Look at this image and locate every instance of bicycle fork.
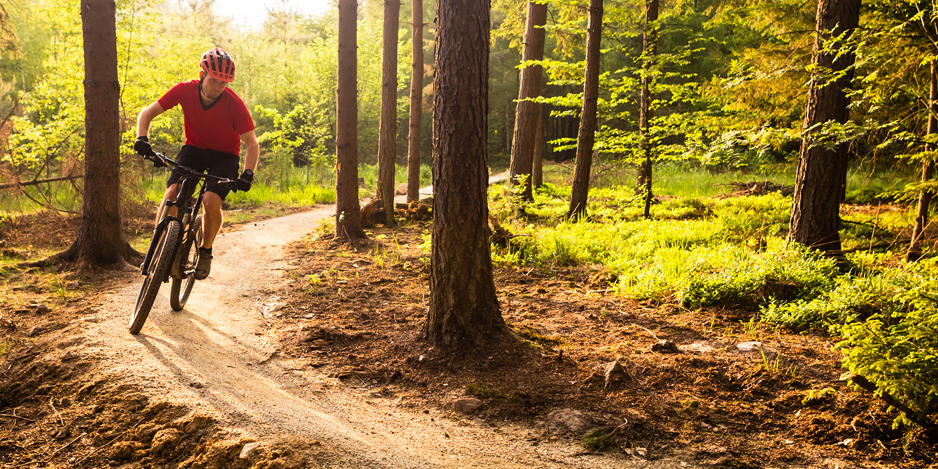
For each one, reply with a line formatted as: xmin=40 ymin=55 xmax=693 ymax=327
xmin=170 ymin=212 xmax=193 ymax=279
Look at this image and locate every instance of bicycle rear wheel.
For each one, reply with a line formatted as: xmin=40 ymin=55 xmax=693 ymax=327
xmin=170 ymin=215 xmax=203 ymax=311
xmin=131 ymin=219 xmax=181 ymax=334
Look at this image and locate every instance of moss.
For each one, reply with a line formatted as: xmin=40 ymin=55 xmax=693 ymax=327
xmin=513 ymin=325 xmax=566 ymax=347
xmin=801 ymin=387 xmax=837 ymax=408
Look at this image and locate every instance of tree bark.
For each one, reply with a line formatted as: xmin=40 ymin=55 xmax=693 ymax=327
xmin=51 ymin=0 xmax=136 ymax=269
xmin=532 ymin=103 xmax=544 ymax=188
xmin=378 ymin=0 xmax=400 ymax=227
xmin=566 ymin=0 xmax=604 ymax=221
xmin=336 ymin=0 xmax=366 ymax=240
xmin=508 ymin=0 xmax=548 ymax=204
xmin=637 ymin=0 xmax=658 ymax=219
xmin=406 ymin=0 xmax=424 ymax=203
xmin=426 ymin=0 xmax=505 ymax=349
xmin=908 ymin=62 xmax=937 ymax=261
xmin=789 ymin=0 xmax=861 ymax=252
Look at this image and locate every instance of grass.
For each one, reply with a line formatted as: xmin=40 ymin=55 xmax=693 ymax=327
xmin=532 ymin=160 xmax=913 ymax=201
xmin=488 ymin=164 xmax=929 ymax=326
xmin=0 ymin=181 xmax=82 ymax=215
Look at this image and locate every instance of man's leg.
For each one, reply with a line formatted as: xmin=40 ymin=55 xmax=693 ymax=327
xmin=194 ymin=192 xmax=223 ymax=280
xmin=200 ymin=192 xmax=223 ymax=249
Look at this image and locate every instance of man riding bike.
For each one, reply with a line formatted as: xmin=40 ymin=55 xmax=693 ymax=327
xmin=133 ymin=47 xmax=259 ymax=280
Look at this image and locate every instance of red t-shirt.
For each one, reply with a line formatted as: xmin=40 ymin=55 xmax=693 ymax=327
xmin=157 ymin=80 xmax=255 ymax=156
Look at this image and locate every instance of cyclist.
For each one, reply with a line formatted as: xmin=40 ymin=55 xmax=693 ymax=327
xmin=133 ymin=47 xmax=258 ymax=280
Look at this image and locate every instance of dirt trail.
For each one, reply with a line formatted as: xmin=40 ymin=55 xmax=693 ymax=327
xmin=76 ymin=205 xmax=655 ymax=468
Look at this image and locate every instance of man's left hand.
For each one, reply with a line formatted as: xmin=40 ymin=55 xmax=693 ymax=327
xmin=236 ymin=169 xmax=254 ymax=192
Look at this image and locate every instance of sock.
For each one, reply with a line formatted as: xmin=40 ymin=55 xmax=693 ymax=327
xmin=199 ymin=247 xmax=212 ymax=255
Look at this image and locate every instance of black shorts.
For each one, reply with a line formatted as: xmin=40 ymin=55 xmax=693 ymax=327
xmin=166 ymin=145 xmax=240 ymax=200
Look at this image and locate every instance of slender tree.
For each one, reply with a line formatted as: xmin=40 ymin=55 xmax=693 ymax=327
xmin=532 ymin=103 xmax=544 ymax=188
xmin=335 ymin=0 xmax=366 ymax=240
xmin=566 ymin=0 xmax=604 ymax=220
xmin=908 ymin=63 xmax=937 ymax=261
xmin=377 ymin=0 xmax=400 ymax=226
xmin=636 ymin=0 xmax=658 ymax=219
xmin=425 ymin=0 xmax=505 ymax=348
xmin=789 ymin=0 xmax=861 ymax=252
xmin=49 ymin=0 xmax=136 ymax=270
xmin=508 ymin=0 xmax=548 ymax=204
xmin=406 ymin=0 xmax=424 ymax=203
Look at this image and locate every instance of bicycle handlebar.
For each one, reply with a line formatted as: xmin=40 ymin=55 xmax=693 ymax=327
xmin=142 ymin=151 xmax=238 ymax=187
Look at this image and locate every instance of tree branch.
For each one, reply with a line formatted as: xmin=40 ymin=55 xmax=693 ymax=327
xmin=849 ymin=374 xmax=935 ymax=430
xmin=0 ymin=175 xmax=83 ymax=190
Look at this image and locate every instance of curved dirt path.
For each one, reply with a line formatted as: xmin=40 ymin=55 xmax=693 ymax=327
xmin=81 ymin=205 xmax=680 ymax=468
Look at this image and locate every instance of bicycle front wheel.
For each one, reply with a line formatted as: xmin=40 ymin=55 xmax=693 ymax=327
xmin=131 ymin=219 xmax=182 ymax=334
xmin=170 ymin=215 xmax=202 ymax=311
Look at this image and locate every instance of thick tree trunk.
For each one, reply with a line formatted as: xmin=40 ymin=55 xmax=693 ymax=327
xmin=426 ymin=0 xmax=504 ymax=349
xmin=566 ymin=0 xmax=604 ymax=221
xmin=508 ymin=1 xmax=548 ymax=204
xmin=532 ymin=103 xmax=544 ymax=188
xmin=789 ymin=0 xmax=861 ymax=252
xmin=908 ymin=63 xmax=937 ymax=261
xmin=406 ymin=0 xmax=424 ymax=203
xmin=335 ymin=0 xmax=366 ymax=240
xmin=53 ymin=0 xmax=136 ymax=269
xmin=637 ymin=0 xmax=658 ymax=219
xmin=377 ymin=0 xmax=400 ymax=227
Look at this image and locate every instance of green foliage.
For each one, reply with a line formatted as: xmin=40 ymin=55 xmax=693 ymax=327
xmin=712 ymin=192 xmax=791 ymax=242
xmin=491 ymin=182 xmax=838 ymax=307
xmin=2 ymin=0 xmax=429 ymax=214
xmin=754 ymin=255 xmax=938 ymax=428
xmin=134 ymin=164 xmax=336 ymax=209
xmin=761 ymin=262 xmax=917 ymax=331
xmin=836 ymin=266 xmax=938 ymax=428
xmin=802 ymin=388 xmax=837 ymax=408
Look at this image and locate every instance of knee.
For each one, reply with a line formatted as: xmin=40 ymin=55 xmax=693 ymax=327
xmin=203 ymin=193 xmax=222 ymax=212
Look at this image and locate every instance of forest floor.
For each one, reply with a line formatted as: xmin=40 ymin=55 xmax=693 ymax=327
xmin=0 ymin=198 xmax=934 ymax=468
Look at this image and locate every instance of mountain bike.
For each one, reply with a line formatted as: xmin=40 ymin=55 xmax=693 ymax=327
xmin=130 ymin=151 xmax=237 ymax=334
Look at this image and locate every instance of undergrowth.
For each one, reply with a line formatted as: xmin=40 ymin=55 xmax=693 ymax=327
xmin=489 ymin=173 xmax=935 ymax=432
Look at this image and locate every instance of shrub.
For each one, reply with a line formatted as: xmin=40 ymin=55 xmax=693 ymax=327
xmin=837 ymin=303 xmax=938 ymax=429
xmin=761 ymin=265 xmax=916 ymax=331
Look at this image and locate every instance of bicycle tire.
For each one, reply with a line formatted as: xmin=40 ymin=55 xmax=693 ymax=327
xmin=170 ymin=215 xmax=203 ymax=311
xmin=130 ymin=219 xmax=182 ymax=334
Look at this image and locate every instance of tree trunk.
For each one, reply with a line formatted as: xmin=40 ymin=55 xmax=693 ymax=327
xmin=508 ymin=0 xmax=548 ymax=204
xmin=788 ymin=0 xmax=861 ymax=252
xmin=637 ymin=0 xmax=658 ymax=218
xmin=908 ymin=63 xmax=937 ymax=261
xmin=532 ymin=103 xmax=544 ymax=188
xmin=566 ymin=0 xmax=604 ymax=221
xmin=377 ymin=0 xmax=400 ymax=227
xmin=336 ymin=0 xmax=366 ymax=240
xmin=52 ymin=0 xmax=136 ymax=269
xmin=406 ymin=0 xmax=424 ymax=203
xmin=426 ymin=0 xmax=505 ymax=349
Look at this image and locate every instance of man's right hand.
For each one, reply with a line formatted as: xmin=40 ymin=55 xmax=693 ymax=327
xmin=134 ymin=137 xmax=166 ymax=167
xmin=134 ymin=136 xmax=154 ymax=156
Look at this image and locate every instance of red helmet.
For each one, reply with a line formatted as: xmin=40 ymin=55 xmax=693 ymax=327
xmin=200 ymin=47 xmax=235 ymax=83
